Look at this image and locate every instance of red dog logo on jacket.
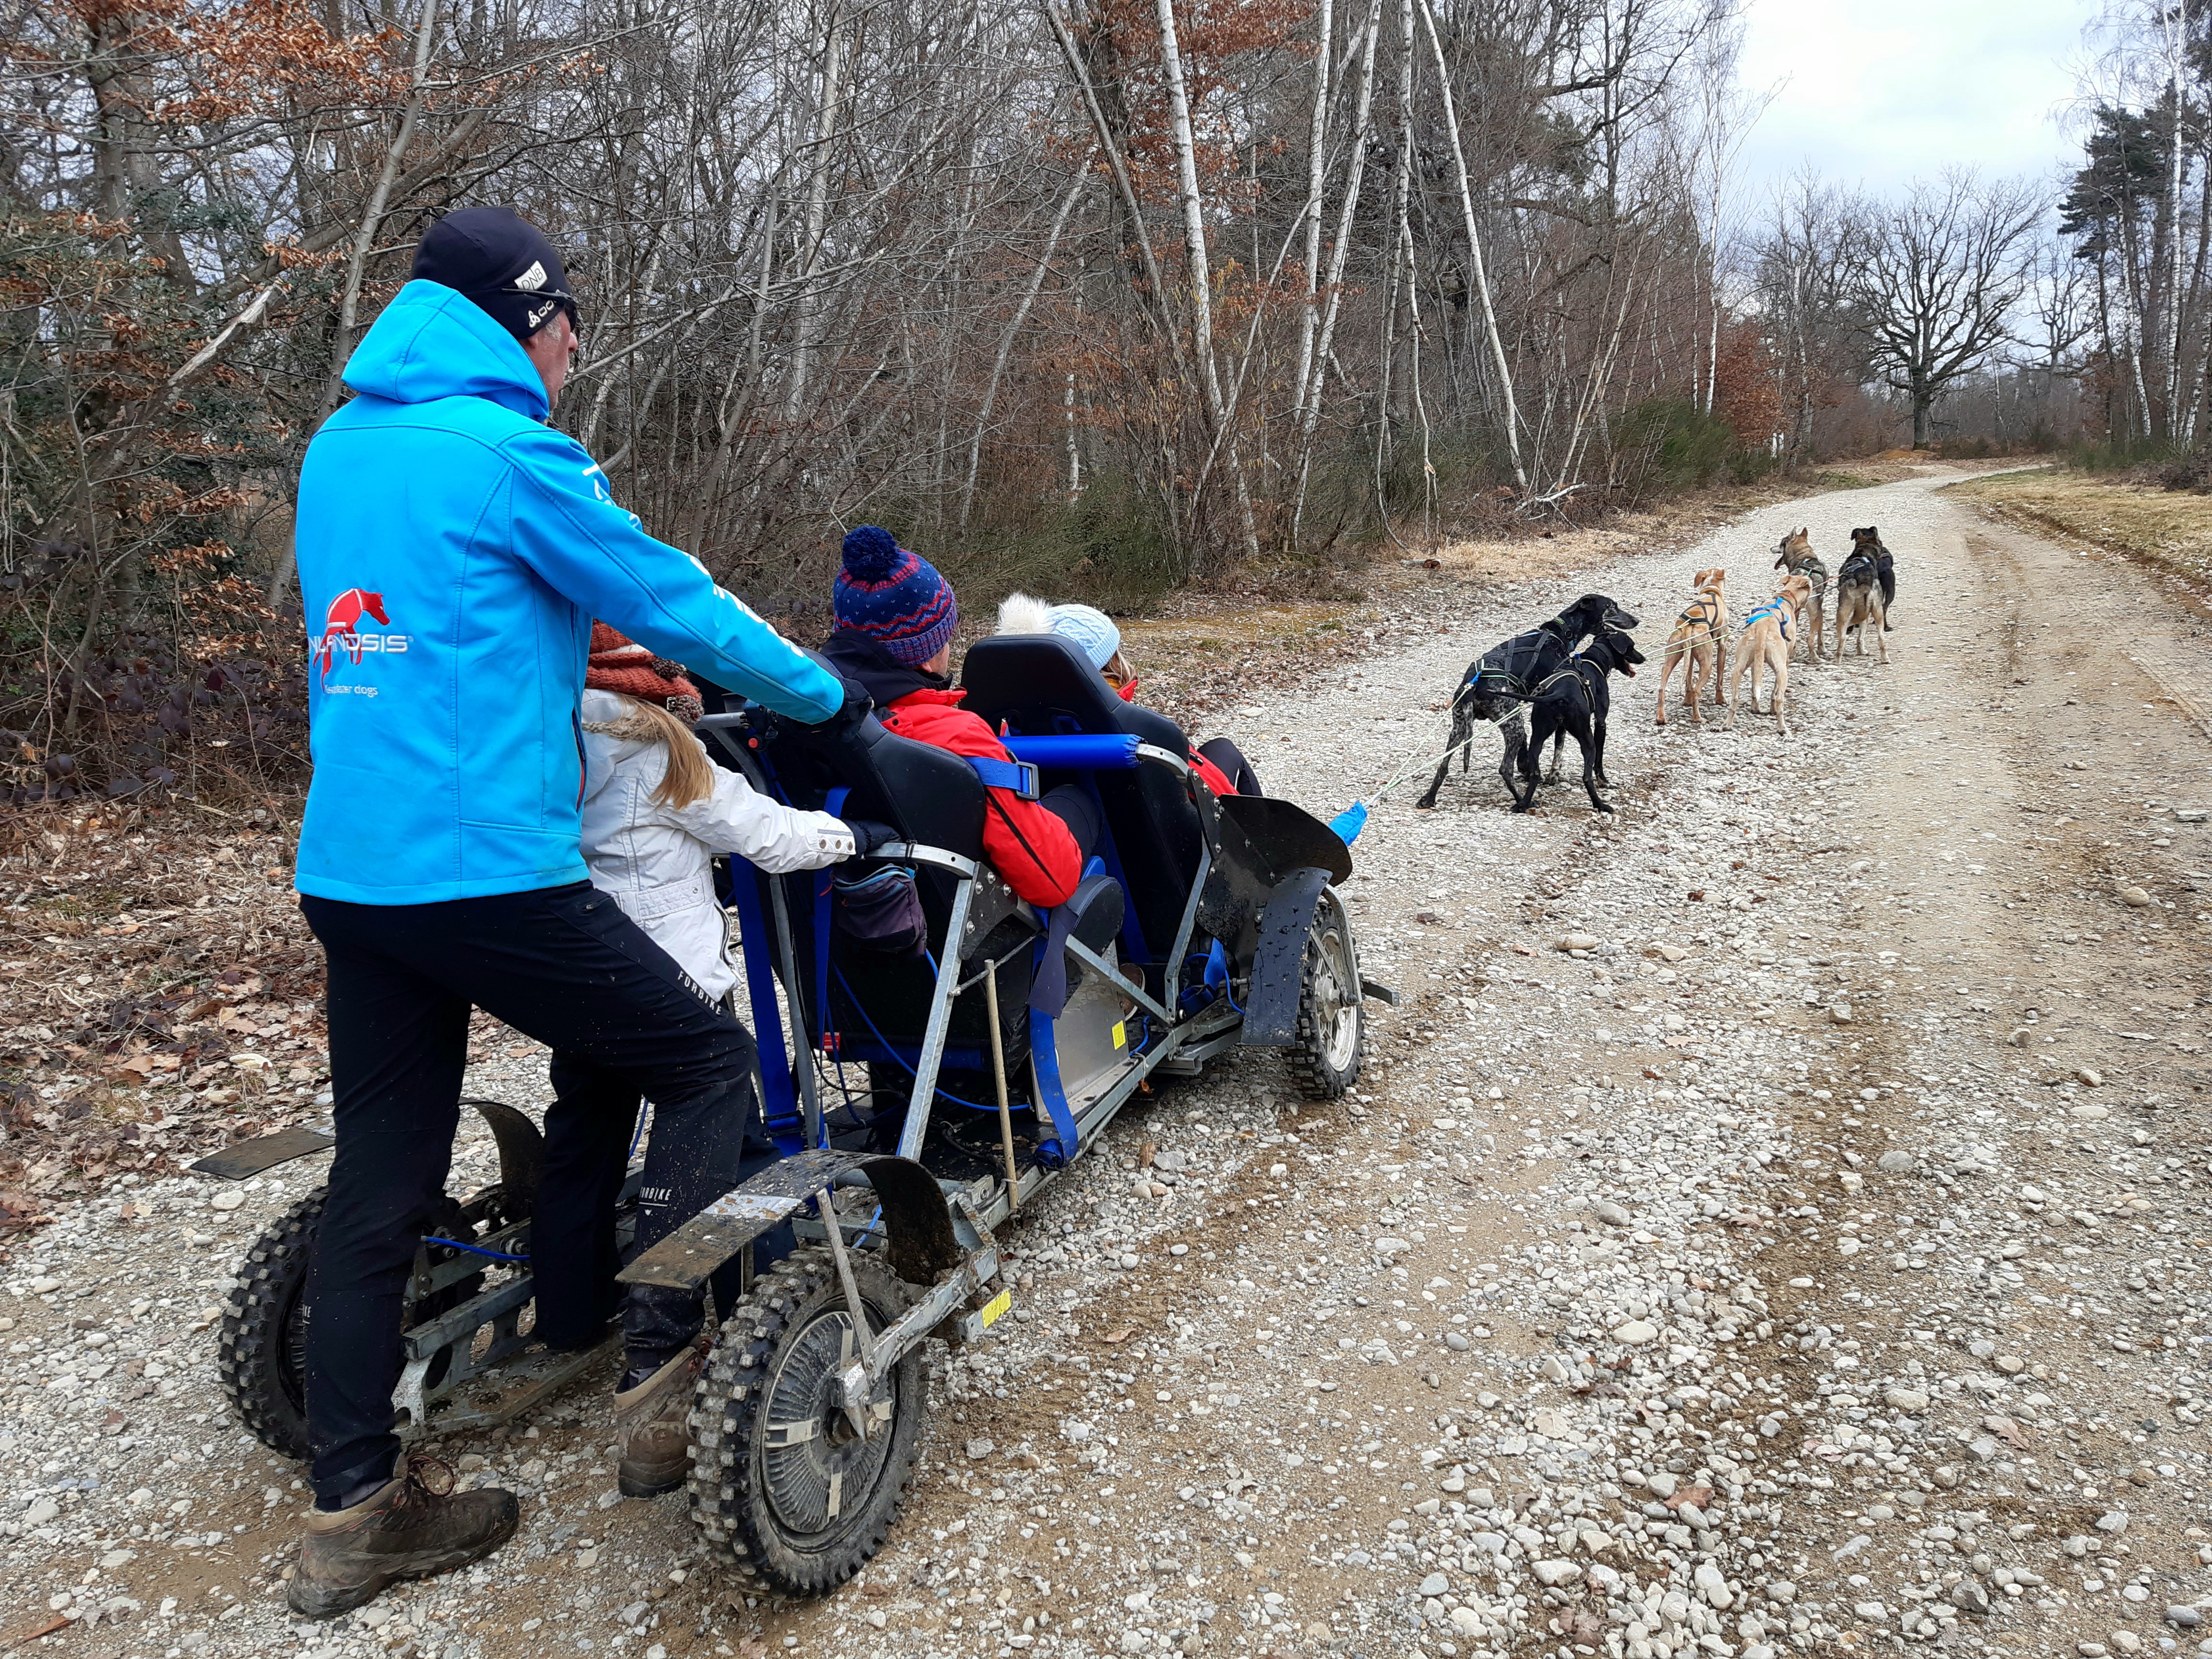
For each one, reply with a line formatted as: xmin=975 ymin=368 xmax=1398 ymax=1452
xmin=317 ymin=589 xmax=396 ymax=684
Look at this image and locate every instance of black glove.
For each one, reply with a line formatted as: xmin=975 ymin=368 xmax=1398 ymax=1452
xmin=827 ymin=679 xmax=872 ymax=731
xmin=842 ymin=818 xmax=898 ymax=859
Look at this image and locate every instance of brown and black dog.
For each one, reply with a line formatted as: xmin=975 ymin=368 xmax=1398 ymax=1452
xmin=1834 ymin=527 xmax=1891 ymax=661
xmin=1772 ymin=528 xmax=1828 ymax=664
xmin=1653 ymin=567 xmax=1728 ymax=726
xmin=1727 ymin=573 xmax=1812 ymax=736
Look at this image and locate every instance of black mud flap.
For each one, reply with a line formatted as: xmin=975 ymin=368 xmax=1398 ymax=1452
xmin=1214 ymin=795 xmax=1354 ymax=887
xmin=617 ymin=1149 xmax=966 ymax=1293
xmin=1239 ymin=866 xmax=1332 ymax=1048
xmin=460 ymin=1097 xmax=543 ymax=1219
xmin=189 ymin=1125 xmax=335 ymax=1180
xmin=190 ymin=1099 xmax=542 ymax=1205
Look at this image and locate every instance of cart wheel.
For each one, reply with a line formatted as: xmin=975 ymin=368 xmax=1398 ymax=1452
xmin=689 ymin=1246 xmax=928 ymax=1595
xmin=217 ymin=1189 xmax=325 ymax=1458
xmin=1287 ymin=899 xmax=1363 ymax=1101
xmin=216 ymin=1190 xmax=484 ymax=1460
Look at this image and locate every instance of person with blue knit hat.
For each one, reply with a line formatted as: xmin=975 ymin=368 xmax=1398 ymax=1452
xmin=822 ymin=528 xmax=1094 ymax=907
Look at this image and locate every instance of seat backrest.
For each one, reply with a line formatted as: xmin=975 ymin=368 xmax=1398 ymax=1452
xmin=709 ymin=708 xmax=1027 ymax=1075
xmin=961 ymin=635 xmax=1206 ymax=976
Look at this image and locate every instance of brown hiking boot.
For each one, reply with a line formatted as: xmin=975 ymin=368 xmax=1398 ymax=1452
xmin=287 ymin=1455 xmax=519 ymax=1619
xmin=615 ymin=1339 xmax=707 ymax=1497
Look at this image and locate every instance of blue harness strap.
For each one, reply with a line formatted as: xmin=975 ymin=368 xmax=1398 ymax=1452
xmin=1744 ymin=596 xmax=1793 ymax=640
xmin=966 ymin=755 xmax=1041 ymax=800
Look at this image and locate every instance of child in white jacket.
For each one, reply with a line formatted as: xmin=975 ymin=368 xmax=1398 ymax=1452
xmin=534 ymin=625 xmax=888 ymax=1382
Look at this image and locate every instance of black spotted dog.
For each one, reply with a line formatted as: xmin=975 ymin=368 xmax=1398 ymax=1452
xmin=1511 ymin=625 xmax=1646 ymax=813
xmin=1416 ymin=593 xmax=1640 ymax=809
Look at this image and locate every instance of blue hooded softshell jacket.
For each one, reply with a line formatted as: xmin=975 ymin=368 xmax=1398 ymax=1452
xmin=293 ymin=279 xmax=842 ymax=905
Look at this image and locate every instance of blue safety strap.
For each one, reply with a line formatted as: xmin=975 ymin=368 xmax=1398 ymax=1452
xmin=728 ymin=860 xmax=803 ymax=1155
xmin=966 ymin=755 xmax=1041 ymax=800
xmin=1027 ymin=1007 xmax=1080 ymax=1164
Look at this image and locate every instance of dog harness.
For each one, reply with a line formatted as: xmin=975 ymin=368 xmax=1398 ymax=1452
xmin=1464 ymin=600 xmax=1633 ymax=702
xmin=1742 ymin=594 xmax=1794 ymax=640
xmin=1777 ymin=550 xmax=1827 ymax=593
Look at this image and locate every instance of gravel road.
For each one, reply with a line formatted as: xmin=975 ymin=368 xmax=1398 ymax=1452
xmin=6 ymin=467 xmax=2211 ymax=1659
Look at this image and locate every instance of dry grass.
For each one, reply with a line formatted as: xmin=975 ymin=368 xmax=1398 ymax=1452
xmin=1948 ymin=466 xmax=2212 ymax=583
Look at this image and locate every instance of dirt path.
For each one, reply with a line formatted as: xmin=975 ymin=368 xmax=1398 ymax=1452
xmin=6 ymin=469 xmax=2212 ymax=1659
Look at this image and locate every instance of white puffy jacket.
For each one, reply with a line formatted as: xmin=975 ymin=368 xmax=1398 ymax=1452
xmin=578 ymin=689 xmax=854 ymax=1002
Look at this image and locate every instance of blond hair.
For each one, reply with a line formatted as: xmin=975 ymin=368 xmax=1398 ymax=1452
xmin=585 ymin=695 xmax=715 ymax=810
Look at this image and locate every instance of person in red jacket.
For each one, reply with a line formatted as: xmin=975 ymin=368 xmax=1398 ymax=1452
xmin=822 ymin=528 xmax=1090 ymax=908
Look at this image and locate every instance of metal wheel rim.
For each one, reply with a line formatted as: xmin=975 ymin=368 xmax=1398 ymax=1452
xmin=280 ymin=1281 xmax=310 ymax=1419
xmin=1315 ymin=924 xmax=1360 ymax=1072
xmin=759 ymin=1304 xmax=897 ymax=1540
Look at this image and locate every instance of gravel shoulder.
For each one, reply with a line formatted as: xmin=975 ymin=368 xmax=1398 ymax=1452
xmin=6 ymin=468 xmax=2212 ymax=1659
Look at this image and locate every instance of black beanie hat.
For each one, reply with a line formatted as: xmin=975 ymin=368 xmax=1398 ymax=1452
xmin=412 ymin=206 xmax=577 ymax=341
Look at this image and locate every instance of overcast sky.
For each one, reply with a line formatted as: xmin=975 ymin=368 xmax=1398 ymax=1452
xmin=1733 ymin=0 xmax=2094 ymax=200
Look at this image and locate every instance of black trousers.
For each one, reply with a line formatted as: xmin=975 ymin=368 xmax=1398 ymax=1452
xmin=300 ymin=884 xmax=768 ymax=1504
xmin=1198 ymin=736 xmax=1263 ymax=797
xmin=532 ymin=1042 xmax=785 ymax=1368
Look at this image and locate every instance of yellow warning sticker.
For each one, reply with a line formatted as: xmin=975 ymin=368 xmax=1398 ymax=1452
xmin=1111 ymin=1021 xmax=1127 ymax=1049
xmin=980 ymin=1289 xmax=1012 ymax=1329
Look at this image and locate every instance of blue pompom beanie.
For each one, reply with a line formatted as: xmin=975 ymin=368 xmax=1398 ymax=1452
xmin=833 ymin=527 xmax=958 ymax=667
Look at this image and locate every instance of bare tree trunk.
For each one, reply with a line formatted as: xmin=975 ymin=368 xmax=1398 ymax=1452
xmin=1290 ymin=0 xmax=1382 ymax=544
xmin=1288 ymin=0 xmax=1334 ymax=425
xmin=1039 ymin=0 xmax=1186 ymax=375
xmin=1416 ymin=0 xmax=1527 ymax=493
xmin=783 ymin=0 xmax=849 ymax=420
xmin=960 ymin=157 xmax=1090 ymax=530
xmin=1152 ymin=0 xmax=1260 ymax=559
xmin=315 ymin=0 xmax=442 ymax=425
xmin=685 ymin=201 xmax=781 ymax=554
xmin=2162 ymin=71 xmax=2185 ymax=432
xmin=275 ymin=0 xmax=441 ymax=610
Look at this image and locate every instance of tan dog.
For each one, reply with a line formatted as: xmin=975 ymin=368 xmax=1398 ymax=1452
xmin=1772 ymin=527 xmax=1828 ymax=664
xmin=1727 ymin=573 xmax=1812 ymax=736
xmin=1653 ymin=568 xmax=1728 ymax=726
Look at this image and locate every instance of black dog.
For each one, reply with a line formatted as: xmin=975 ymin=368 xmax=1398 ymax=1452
xmin=1512 ymin=625 xmax=1644 ymax=813
xmin=1416 ymin=593 xmax=1639 ymax=809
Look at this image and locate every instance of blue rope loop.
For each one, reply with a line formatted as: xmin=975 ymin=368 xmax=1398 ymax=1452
xmin=830 ymin=956 xmax=998 ymax=1112
xmin=425 ymin=1234 xmax=529 ymax=1264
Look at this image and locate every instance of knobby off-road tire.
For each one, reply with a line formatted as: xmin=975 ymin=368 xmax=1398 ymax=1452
xmin=688 ymin=1246 xmax=928 ymax=1595
xmin=218 ymin=1189 xmax=325 ymax=1458
xmin=1287 ymin=899 xmax=1364 ymax=1102
xmin=216 ymin=1190 xmax=482 ymax=1459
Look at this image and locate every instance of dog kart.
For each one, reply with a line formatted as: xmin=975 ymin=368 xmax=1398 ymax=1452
xmin=193 ymin=632 xmax=1387 ymax=1592
xmin=641 ymin=632 xmax=1391 ymax=1590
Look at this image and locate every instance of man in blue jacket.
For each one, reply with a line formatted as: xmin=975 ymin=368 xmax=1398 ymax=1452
xmin=286 ymin=207 xmax=851 ymax=1617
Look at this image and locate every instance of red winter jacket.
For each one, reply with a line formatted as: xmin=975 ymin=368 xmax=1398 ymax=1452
xmin=877 ymin=687 xmax=1082 ymax=908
